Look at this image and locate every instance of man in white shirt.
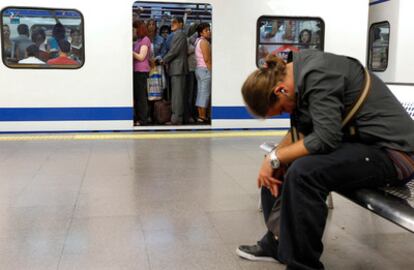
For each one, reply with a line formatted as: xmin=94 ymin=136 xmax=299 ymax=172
xmin=18 ymin=44 xmax=45 ymax=64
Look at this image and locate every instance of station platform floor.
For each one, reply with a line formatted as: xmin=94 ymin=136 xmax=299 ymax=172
xmin=0 ymin=130 xmax=413 ymax=270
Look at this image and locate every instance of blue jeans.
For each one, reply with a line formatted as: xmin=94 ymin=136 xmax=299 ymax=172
xmin=195 ymin=67 xmax=211 ymax=108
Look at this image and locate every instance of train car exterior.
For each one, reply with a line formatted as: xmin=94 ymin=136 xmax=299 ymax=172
xmin=0 ymin=0 xmax=369 ymax=132
xmin=368 ymin=0 xmax=414 ymax=112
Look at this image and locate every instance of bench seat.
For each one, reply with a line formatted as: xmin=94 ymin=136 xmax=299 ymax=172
xmin=339 ymin=180 xmax=414 ymax=232
xmin=338 ymin=102 xmax=414 ymax=232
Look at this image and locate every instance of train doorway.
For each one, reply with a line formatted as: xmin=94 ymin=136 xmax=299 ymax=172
xmin=132 ymin=1 xmax=212 ymax=128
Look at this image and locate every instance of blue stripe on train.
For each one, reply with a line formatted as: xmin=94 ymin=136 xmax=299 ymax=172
xmin=211 ymin=106 xmax=290 ymax=119
xmin=0 ymin=107 xmax=133 ymax=121
xmin=0 ymin=106 xmax=289 ymax=121
xmin=369 ymin=0 xmax=390 ymax=6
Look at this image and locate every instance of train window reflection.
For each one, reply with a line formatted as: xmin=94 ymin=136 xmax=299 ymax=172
xmin=368 ymin=21 xmax=389 ymax=72
xmin=1 ymin=7 xmax=84 ymax=69
xmin=257 ymin=16 xmax=324 ymax=66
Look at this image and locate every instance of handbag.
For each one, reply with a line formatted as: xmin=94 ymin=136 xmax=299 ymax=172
xmin=266 ymin=68 xmax=373 ymax=237
xmin=147 ymin=67 xmax=163 ymax=101
xmin=384 ymin=150 xmax=414 ymax=184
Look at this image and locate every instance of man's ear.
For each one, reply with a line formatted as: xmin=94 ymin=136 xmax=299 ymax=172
xmin=273 ymin=85 xmax=285 ymax=95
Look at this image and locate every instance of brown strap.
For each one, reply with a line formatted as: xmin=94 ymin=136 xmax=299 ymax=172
xmin=291 ymin=126 xmax=300 ymax=142
xmin=342 ymin=68 xmax=371 ymax=127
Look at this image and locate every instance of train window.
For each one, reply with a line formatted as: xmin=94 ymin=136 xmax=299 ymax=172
xmin=256 ymin=16 xmax=324 ymax=67
xmin=368 ymin=21 xmax=389 ymax=71
xmin=1 ymin=7 xmax=84 ymax=69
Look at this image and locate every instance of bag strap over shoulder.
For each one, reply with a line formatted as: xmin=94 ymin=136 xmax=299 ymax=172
xmin=342 ymin=68 xmax=371 ymax=127
xmin=291 ymin=68 xmax=372 ymax=142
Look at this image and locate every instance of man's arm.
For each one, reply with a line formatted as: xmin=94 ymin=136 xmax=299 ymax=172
xmin=258 ymin=130 xmax=308 ymax=197
xmin=163 ymin=32 xmax=186 ymax=64
xmin=276 ymin=139 xmax=309 ymax=165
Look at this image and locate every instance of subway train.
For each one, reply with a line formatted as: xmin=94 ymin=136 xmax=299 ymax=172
xmin=0 ymin=0 xmax=412 ymax=133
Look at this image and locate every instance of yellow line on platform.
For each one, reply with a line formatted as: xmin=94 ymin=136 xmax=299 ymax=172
xmin=0 ymin=130 xmax=287 ymax=141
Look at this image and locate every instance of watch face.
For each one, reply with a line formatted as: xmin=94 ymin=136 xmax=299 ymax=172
xmin=271 ymin=158 xmax=280 ymax=169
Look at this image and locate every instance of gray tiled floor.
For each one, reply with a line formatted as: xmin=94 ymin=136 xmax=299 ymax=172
xmin=0 ymin=134 xmax=413 ymax=270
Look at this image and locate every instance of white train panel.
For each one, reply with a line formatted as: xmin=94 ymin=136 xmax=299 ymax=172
xmin=0 ymin=0 xmax=369 ymax=132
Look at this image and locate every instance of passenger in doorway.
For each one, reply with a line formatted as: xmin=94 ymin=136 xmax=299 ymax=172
xmin=299 ymin=29 xmax=312 ymax=49
xmin=47 ymin=40 xmax=78 ymax=65
xmin=161 ymin=17 xmax=188 ymax=125
xmin=237 ymin=51 xmax=414 ymax=270
xmin=132 ymin=20 xmax=151 ymax=126
xmin=133 ymin=20 xmax=139 ymax=42
xmin=2 ymin=24 xmax=13 ymax=59
xmin=160 ymin=25 xmax=171 ymax=40
xmin=157 ymin=25 xmax=172 ymax=101
xmin=158 ymin=25 xmax=171 ymax=58
xmin=146 ymin=19 xmax=164 ymax=58
xmin=194 ymin=23 xmax=212 ymax=123
xmin=13 ymin=24 xmax=34 ymax=61
xmin=18 ymin=44 xmax=45 ymax=64
xmin=132 ymin=7 xmax=143 ymax=23
xmin=184 ymin=24 xmax=199 ymax=124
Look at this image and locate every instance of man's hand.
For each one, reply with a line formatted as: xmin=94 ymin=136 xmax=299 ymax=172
xmin=258 ymin=156 xmax=283 ymax=197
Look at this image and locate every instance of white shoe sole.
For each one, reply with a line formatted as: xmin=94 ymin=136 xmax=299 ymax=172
xmin=236 ymin=248 xmax=278 ymax=263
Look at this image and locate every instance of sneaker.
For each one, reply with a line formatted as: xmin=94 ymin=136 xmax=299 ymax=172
xmin=236 ymin=244 xmax=279 ymax=263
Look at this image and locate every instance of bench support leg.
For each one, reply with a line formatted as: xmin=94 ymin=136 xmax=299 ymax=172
xmin=327 ymin=192 xmax=334 ymax=209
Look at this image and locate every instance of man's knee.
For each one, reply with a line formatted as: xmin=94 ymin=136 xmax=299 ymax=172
xmin=285 ymin=157 xmax=315 ymax=181
xmin=284 ymin=157 xmax=326 ymax=191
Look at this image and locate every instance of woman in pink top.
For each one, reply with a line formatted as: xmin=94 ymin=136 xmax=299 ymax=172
xmin=133 ymin=20 xmax=151 ymax=125
xmin=195 ymin=23 xmax=212 ymax=123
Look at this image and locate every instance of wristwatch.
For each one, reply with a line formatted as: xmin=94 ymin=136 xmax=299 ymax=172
xmin=269 ymin=149 xmax=280 ymax=169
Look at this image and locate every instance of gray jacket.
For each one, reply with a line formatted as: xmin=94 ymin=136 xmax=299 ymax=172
xmin=12 ymin=35 xmax=34 ymax=61
xmin=292 ymin=50 xmax=414 ymax=154
xmin=163 ymin=29 xmax=188 ymax=76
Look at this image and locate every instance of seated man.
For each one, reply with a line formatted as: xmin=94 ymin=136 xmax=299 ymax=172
xmin=237 ymin=50 xmax=414 ymax=270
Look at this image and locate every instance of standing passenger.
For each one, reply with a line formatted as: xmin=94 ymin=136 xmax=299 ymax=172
xmin=299 ymin=29 xmax=312 ymax=49
xmin=13 ymin=24 xmax=33 ymax=61
xmin=236 ymin=50 xmax=414 ymax=270
xmin=161 ymin=17 xmax=188 ymax=125
xmin=47 ymin=23 xmax=66 ymax=59
xmin=184 ymin=25 xmax=198 ymax=124
xmin=31 ymin=28 xmax=49 ymax=62
xmin=194 ymin=23 xmax=212 ymax=123
xmin=2 ymin=24 xmax=13 ymax=59
xmin=146 ymin=19 xmax=164 ymax=58
xmin=132 ymin=20 xmax=151 ymax=125
xmin=158 ymin=25 xmax=171 ymax=55
xmin=69 ymin=29 xmax=83 ymax=62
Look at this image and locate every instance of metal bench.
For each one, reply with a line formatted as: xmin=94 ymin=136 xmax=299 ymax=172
xmin=337 ymin=102 xmax=414 ymax=233
xmin=338 ymin=179 xmax=414 ymax=232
